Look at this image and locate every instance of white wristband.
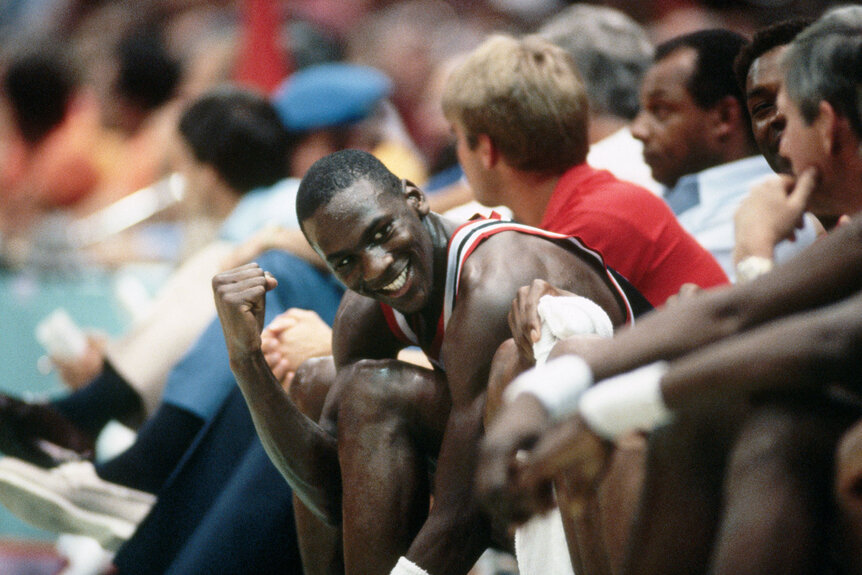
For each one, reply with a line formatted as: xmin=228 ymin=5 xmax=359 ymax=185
xmin=578 ymin=361 xmax=672 ymax=440
xmin=503 ymin=355 xmax=594 ymax=421
xmin=390 ymin=557 xmax=431 ymax=575
xmin=735 ymin=255 xmax=774 ymax=283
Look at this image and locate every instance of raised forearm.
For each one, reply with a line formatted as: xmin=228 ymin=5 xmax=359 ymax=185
xmin=230 ymin=351 xmax=342 ymax=523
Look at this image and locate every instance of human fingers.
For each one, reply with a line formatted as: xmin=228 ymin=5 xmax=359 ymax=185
xmin=269 ymin=356 xmax=291 ymax=383
xmin=508 ymin=282 xmax=545 ymax=362
xmin=663 ymin=283 xmax=701 ymax=308
xmin=520 ymin=415 xmax=610 ymax=502
xmin=53 ymin=343 xmax=105 ymax=390
xmin=274 ymin=311 xmax=333 ymax=369
xmin=213 ymin=265 xmax=277 ymax=302
xmin=478 ymin=395 xmax=555 ymax=524
xmin=261 ymin=330 xmax=279 ymax=352
xmin=280 ymin=371 xmax=296 ymax=393
xmin=478 ymin=444 xmax=553 ymax=527
xmin=283 ymin=308 xmax=323 ymax=321
xmin=788 ymin=167 xmax=819 ymax=213
xmin=263 ymin=314 xmax=298 ymax=337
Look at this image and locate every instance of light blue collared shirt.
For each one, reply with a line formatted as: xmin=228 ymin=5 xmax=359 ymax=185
xmin=219 ymin=178 xmax=300 ymax=242
xmin=665 ymin=155 xmax=818 ymax=281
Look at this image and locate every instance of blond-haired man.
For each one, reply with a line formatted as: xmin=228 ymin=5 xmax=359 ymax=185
xmin=441 ymin=34 xmax=727 ymax=309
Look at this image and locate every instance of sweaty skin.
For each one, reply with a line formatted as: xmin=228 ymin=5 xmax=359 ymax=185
xmin=215 ymin=172 xmax=630 ymax=574
xmin=479 ymin=215 xmax=862 ymax=574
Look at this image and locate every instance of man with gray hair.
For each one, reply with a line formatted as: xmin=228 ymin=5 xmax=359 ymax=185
xmin=537 ymin=3 xmax=660 ymax=192
xmin=479 ymin=6 xmax=862 ymax=574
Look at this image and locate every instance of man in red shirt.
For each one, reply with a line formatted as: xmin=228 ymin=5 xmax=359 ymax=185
xmin=441 ymin=33 xmax=728 ymax=573
xmin=441 ymin=34 xmax=728 ymax=308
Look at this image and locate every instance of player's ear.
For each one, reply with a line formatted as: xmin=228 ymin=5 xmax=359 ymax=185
xmin=402 ymin=179 xmax=430 ymax=216
xmin=476 ymin=133 xmax=498 ymax=169
xmin=816 ymin=100 xmax=840 ymax=157
xmin=709 ymin=95 xmax=741 ymax=136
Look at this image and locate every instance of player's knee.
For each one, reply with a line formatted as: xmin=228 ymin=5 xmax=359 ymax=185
xmin=339 ymin=359 xmax=409 ymax=417
xmin=727 ymin=402 xmax=837 ymax=489
xmin=290 ymin=356 xmax=336 ymax=420
xmin=338 ymin=358 xmax=440 ymax=428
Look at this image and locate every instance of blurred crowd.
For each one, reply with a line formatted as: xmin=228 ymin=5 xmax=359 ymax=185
xmin=0 ymin=0 xmax=841 ymax=273
xmin=0 ymin=1 xmax=858 ymax=575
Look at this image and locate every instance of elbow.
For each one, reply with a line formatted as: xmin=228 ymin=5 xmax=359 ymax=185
xmin=282 ymin=463 xmax=343 ymax=526
xmin=294 ymin=487 xmax=343 ymax=526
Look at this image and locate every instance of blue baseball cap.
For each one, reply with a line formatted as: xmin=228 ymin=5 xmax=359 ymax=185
xmin=271 ymin=62 xmax=393 ymax=132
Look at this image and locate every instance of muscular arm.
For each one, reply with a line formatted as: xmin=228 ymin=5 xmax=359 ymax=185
xmin=404 ymin=272 xmax=524 ymax=573
xmin=406 ymin=233 xmax=626 ymax=572
xmin=560 ymin=214 xmax=862 ymax=381
xmin=511 ymin=287 xmax=862 ymax=505
xmin=659 ymin=289 xmax=862 ymax=410
xmin=479 ymin=216 xmax=862 ymax=527
xmin=214 ymin=268 xmax=395 ymax=523
xmin=224 ymin=330 xmax=343 ymax=522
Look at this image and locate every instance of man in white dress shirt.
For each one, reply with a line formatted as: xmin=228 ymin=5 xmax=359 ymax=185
xmin=632 ymin=29 xmax=817 ymax=281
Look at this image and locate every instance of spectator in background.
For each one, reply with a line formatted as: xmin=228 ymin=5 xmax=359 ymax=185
xmin=346 ymin=0 xmax=497 ymax=175
xmin=271 ymin=61 xmax=426 ymax=185
xmin=732 ymin=18 xmax=814 ymax=176
xmin=0 ymin=40 xmax=114 ymax=267
xmin=0 ymin=84 xmax=294 ymax=471
xmin=0 ymin=20 xmax=191 ymax=271
xmin=730 ymin=18 xmax=827 ymax=281
xmin=631 ymin=28 xmax=818 ymax=280
xmin=74 ymin=24 xmax=185 ymax=240
xmin=537 ymin=3 xmax=661 ymax=194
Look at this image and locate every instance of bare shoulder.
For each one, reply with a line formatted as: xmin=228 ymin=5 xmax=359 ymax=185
xmin=460 ymin=231 xmax=598 ymax=288
xmin=457 ymin=231 xmax=626 ymax=323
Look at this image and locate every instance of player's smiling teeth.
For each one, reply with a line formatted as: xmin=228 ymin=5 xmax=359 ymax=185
xmin=382 ymin=265 xmax=409 ymax=292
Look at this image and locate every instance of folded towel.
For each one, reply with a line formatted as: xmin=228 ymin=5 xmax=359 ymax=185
xmin=514 ymin=294 xmax=614 ymax=575
xmin=533 ymin=295 xmax=613 ymax=365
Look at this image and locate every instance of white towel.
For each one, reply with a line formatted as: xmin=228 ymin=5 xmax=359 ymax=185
xmin=532 ymin=295 xmax=613 ymax=366
xmin=515 ymin=507 xmax=576 ymax=575
xmin=514 ymin=294 xmax=614 ymax=575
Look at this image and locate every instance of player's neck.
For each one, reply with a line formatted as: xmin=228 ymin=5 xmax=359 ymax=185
xmin=418 ymin=212 xmax=458 ymax=319
xmin=507 ymin=175 xmax=560 ymax=227
xmin=425 ymin=212 xmax=460 ymax=251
